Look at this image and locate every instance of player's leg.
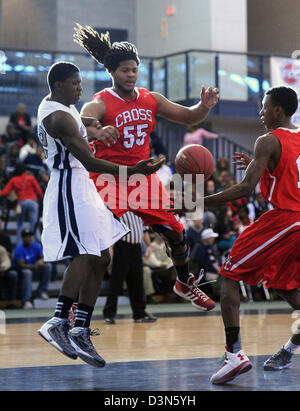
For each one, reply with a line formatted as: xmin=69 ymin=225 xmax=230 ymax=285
xmin=264 ymin=288 xmax=300 ymax=371
xmin=38 ymin=254 xmax=104 ymax=361
xmin=210 ymin=275 xmax=252 ymax=384
xmin=69 ymin=251 xmax=111 ymax=368
xmin=150 ymin=224 xmax=215 ymax=311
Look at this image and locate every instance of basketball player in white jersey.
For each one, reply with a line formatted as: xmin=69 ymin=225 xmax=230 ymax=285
xmin=37 ymin=61 xmax=164 ymax=367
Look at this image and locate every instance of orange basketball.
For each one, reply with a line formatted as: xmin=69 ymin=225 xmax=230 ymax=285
xmin=174 ymin=144 xmax=214 ymax=181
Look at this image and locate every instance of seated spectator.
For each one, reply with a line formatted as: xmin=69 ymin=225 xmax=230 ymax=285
xmin=19 ymin=136 xmax=37 ymax=161
xmin=0 ymin=163 xmax=44 ymax=243
xmin=212 ymin=157 xmax=234 ymax=191
xmin=6 ymin=144 xmax=21 ymax=177
xmin=23 ymin=145 xmax=49 ymax=178
xmin=145 ymin=234 xmax=178 ymax=302
xmin=233 ymin=204 xmax=252 ymax=235
xmin=9 ymin=103 xmax=32 ymax=143
xmin=0 ymin=156 xmax=9 ymax=189
xmin=0 ymin=245 xmax=16 ymax=307
xmin=186 ymin=218 xmax=204 ymax=254
xmin=150 ymin=131 xmax=168 ymax=159
xmin=189 ymin=228 xmax=220 ymax=282
xmin=215 ymin=206 xmax=237 ymax=259
xmin=253 ymin=192 xmax=273 ymax=220
xmin=1 ymin=123 xmax=21 ymax=155
xmin=11 ymin=228 xmax=51 ymax=309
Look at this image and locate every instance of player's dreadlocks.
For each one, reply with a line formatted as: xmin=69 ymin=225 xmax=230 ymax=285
xmin=73 ymin=23 xmax=140 ymax=72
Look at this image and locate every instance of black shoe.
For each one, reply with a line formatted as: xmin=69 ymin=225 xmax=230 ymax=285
xmin=5 ymin=303 xmax=19 ymax=309
xmin=105 ymin=317 xmax=116 ymax=325
xmin=69 ymin=327 xmax=106 ymax=368
xmin=38 ymin=317 xmax=78 ymax=360
xmin=134 ymin=313 xmax=157 ymax=323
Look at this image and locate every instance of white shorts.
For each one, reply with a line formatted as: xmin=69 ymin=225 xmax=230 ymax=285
xmin=42 ymin=168 xmax=130 ymax=262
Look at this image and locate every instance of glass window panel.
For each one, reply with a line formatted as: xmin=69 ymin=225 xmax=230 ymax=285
xmin=167 ymin=54 xmax=186 ymax=101
xmin=188 ymin=52 xmax=215 ymax=99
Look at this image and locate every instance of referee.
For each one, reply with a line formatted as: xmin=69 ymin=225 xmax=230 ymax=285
xmin=103 ymin=211 xmax=157 ymax=324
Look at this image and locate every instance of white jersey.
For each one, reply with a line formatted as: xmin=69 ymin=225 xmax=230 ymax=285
xmin=37 ymin=96 xmax=130 ymax=262
xmin=37 ymin=97 xmax=88 ymax=173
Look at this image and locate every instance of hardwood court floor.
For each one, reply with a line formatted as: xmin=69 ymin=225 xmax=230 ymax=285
xmin=0 ymin=302 xmax=300 ymax=391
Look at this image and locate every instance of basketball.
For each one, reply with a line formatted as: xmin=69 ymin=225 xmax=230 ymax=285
xmin=174 ymin=144 xmax=215 ymax=181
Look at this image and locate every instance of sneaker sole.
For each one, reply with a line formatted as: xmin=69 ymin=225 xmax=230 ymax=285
xmin=263 ymin=363 xmax=291 ymax=371
xmin=38 ymin=329 xmax=78 ymax=360
xmin=173 ymin=286 xmax=215 ymax=311
xmin=211 ymin=361 xmax=253 ymax=384
xmin=69 ymin=338 xmax=106 ymax=368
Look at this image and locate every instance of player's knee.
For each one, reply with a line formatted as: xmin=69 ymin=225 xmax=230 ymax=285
xmin=154 ymin=227 xmax=189 ymax=261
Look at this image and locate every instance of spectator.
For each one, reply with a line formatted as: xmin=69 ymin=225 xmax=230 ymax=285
xmin=212 ymin=157 xmax=234 ymax=191
xmin=253 ymin=192 xmax=273 ymax=220
xmin=189 ymin=228 xmax=220 ymax=282
xmin=1 ymin=123 xmax=21 ymax=155
xmin=204 ymin=178 xmax=219 ymax=226
xmin=9 ymin=103 xmax=32 ymax=143
xmin=6 ymin=144 xmax=21 ymax=177
xmin=19 ymin=136 xmax=37 ymax=161
xmin=11 ymin=228 xmax=51 ymax=309
xmin=0 ymin=156 xmax=9 ymax=189
xmin=145 ymin=233 xmax=178 ymax=302
xmin=183 ymin=123 xmax=219 ymax=146
xmin=23 ymin=145 xmax=49 ymax=178
xmin=0 ymin=245 xmax=17 ymax=308
xmin=233 ymin=204 xmax=252 ymax=235
xmin=215 ymin=206 xmax=237 ymax=259
xmin=103 ymin=212 xmax=157 ymax=324
xmin=186 ymin=218 xmax=204 ymax=254
xmin=0 ymin=163 xmax=44 ymax=243
xmin=150 ymin=131 xmax=168 ymax=159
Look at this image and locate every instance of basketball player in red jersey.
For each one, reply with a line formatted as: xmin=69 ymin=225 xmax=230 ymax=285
xmin=73 ymin=24 xmax=219 ymax=311
xmin=198 ymin=86 xmax=300 ymax=384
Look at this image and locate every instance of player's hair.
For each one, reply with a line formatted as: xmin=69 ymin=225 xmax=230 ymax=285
xmin=47 ymin=61 xmax=80 ymax=92
xmin=265 ymin=86 xmax=298 ymax=116
xmin=73 ymin=23 xmax=140 ymax=72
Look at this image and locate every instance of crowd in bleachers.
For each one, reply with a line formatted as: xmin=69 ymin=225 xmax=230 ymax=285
xmin=0 ymin=108 xmax=275 ymax=309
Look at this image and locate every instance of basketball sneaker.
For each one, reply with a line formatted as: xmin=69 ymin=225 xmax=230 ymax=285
xmin=69 ymin=327 xmax=106 ymax=368
xmin=210 ymin=347 xmax=252 ymax=384
xmin=173 ymin=273 xmax=216 ymax=311
xmin=38 ymin=317 xmax=78 ymax=360
xmin=263 ymin=346 xmax=293 ymax=371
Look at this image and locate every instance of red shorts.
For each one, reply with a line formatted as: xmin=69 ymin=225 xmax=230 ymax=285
xmin=220 ymin=209 xmax=300 ymax=290
xmin=91 ymin=172 xmax=184 ymax=233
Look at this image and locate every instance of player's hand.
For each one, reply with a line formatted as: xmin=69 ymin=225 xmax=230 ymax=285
xmin=232 ymin=152 xmax=252 ymax=170
xmin=128 ymin=156 xmax=166 ymax=176
xmin=92 ymin=125 xmax=120 ymax=146
xmin=201 ymin=85 xmax=219 ymax=108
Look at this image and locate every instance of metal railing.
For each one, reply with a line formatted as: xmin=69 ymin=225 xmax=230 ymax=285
xmin=0 ymin=46 xmax=290 ymax=116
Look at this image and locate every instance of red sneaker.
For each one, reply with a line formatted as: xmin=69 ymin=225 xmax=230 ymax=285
xmin=173 ymin=273 xmax=216 ymax=311
xmin=68 ymin=302 xmax=78 ymax=329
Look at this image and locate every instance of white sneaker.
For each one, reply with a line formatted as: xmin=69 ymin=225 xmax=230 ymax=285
xmin=210 ymin=347 xmax=252 ymax=384
xmin=23 ymin=301 xmax=33 ymax=309
xmin=39 ymin=292 xmax=49 ymax=300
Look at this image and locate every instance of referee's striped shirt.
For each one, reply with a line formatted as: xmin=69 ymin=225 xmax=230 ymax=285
xmin=120 ymin=212 xmax=145 ymax=244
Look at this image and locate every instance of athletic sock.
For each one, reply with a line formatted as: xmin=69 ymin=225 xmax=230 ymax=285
xmin=74 ymin=303 xmax=94 ymax=328
xmin=175 ymin=262 xmax=190 ymax=284
xmin=54 ymin=295 xmax=74 ymax=319
xmin=225 ymin=327 xmax=241 ymax=353
xmin=284 ymin=339 xmax=300 ymax=354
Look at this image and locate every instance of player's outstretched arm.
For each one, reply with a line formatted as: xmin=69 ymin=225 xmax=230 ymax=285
xmin=204 ymin=134 xmax=279 ymax=207
xmin=152 ymin=85 xmax=219 ymax=126
xmin=43 ymin=111 xmax=162 ymax=176
xmin=80 ymin=99 xmax=120 ymax=146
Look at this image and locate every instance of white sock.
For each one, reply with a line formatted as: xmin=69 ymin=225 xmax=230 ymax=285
xmin=284 ymin=339 xmax=299 ymax=354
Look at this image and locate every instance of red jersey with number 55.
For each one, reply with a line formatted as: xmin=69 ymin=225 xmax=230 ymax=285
xmin=91 ymin=87 xmax=158 ymax=174
xmin=260 ymin=127 xmax=300 ymax=211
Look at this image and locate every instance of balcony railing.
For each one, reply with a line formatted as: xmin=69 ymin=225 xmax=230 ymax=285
xmin=0 ymin=47 xmax=290 ymax=116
